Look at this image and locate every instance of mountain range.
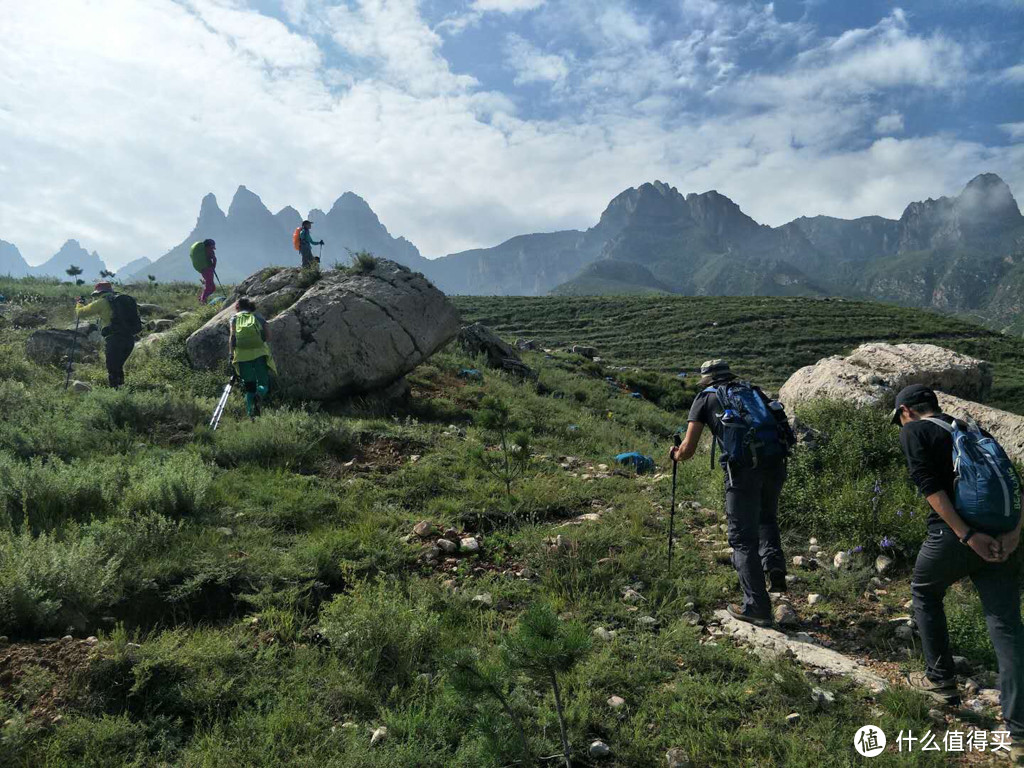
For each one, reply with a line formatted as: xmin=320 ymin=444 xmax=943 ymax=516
xmin=3 ymin=173 xmax=1022 ymax=331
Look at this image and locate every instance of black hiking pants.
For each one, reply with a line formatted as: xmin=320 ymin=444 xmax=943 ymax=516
xmin=105 ymin=333 xmax=135 ymax=388
xmin=725 ymin=461 xmax=787 ymax=618
xmin=300 ymin=246 xmax=315 ymax=269
xmin=912 ymin=524 xmax=1024 ymax=736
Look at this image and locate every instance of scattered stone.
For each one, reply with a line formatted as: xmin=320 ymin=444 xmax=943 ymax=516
xmin=875 ymin=555 xmax=894 ymax=574
xmin=774 ymin=604 xmax=799 ymax=627
xmin=84 ymin=636 xmax=99 ymax=646
xmin=928 ymin=708 xmax=946 ymax=725
xmin=589 ymin=740 xmax=611 ymax=758
xmin=622 ymin=588 xmax=643 ymax=603
xmin=894 ymin=625 xmax=915 ymax=642
xmin=607 ymin=695 xmax=626 ymax=709
xmin=26 ymin=328 xmax=99 ymax=366
xmin=953 ymin=656 xmax=973 ymax=675
xmin=808 ymin=545 xmax=820 ymax=555
xmin=593 ymin=627 xmax=614 ymax=642
xmin=811 ymin=687 xmax=835 ymax=711
xmin=149 ymin=318 xmax=175 ymax=333
xmin=216 ymin=527 xmax=234 ymax=537
xmin=978 ymin=688 xmax=1001 ymax=707
xmin=785 ymin=712 xmax=801 ymax=727
xmin=70 ymin=380 xmax=93 ymax=393
xmin=637 ymin=616 xmax=659 ymax=628
xmin=833 ymin=551 xmax=853 ymax=569
xmin=904 ymin=599 xmax=914 ymax=610
xmin=792 ymin=556 xmax=806 ymax=568
xmin=436 ymin=538 xmax=457 ymax=554
xmin=785 ymin=574 xmax=797 ymax=584
xmin=413 ymin=521 xmax=433 ymax=538
xmin=681 ymin=611 xmax=701 ymax=626
xmin=809 ymin=537 xmax=818 ymax=546
xmin=62 ymin=635 xmax=73 ymax=642
xmin=964 ymin=678 xmax=981 ymax=695
xmin=807 ymin=594 xmax=822 ymax=606
xmin=665 ymin=747 xmax=693 ymax=768
xmin=370 ymin=726 xmax=388 ymax=747
xmin=460 ymin=537 xmax=480 ymax=553
xmin=472 ymin=593 xmax=493 ymax=608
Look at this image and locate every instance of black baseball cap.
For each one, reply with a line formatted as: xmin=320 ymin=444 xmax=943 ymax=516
xmin=889 ymin=384 xmax=940 ymax=425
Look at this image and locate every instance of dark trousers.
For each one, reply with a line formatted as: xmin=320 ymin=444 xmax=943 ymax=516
xmin=300 ymin=247 xmax=315 ymax=269
xmin=105 ymin=334 xmax=134 ymax=388
xmin=912 ymin=524 xmax=1024 ymax=736
xmin=725 ymin=462 xmax=787 ymax=617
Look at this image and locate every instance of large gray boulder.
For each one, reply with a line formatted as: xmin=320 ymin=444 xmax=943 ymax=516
xmin=186 ymin=261 xmax=461 ymax=400
xmin=26 ymin=328 xmax=99 ymax=366
xmin=779 ymin=343 xmax=992 ymax=409
xmin=938 ymin=393 xmax=1024 ymax=464
xmin=457 ymin=323 xmax=537 ymax=379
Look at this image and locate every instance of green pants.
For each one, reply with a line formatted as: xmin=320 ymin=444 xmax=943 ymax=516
xmin=237 ymin=357 xmax=270 ymax=417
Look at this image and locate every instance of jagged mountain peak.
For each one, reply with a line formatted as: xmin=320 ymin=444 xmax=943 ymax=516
xmin=227 ymin=185 xmax=271 ymax=218
xmin=275 ymin=205 xmax=301 ymax=220
xmin=958 ymin=172 xmax=1020 ymax=219
xmin=328 ymin=192 xmax=374 ymax=216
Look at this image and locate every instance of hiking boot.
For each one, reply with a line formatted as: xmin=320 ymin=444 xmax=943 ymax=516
xmin=906 ymin=671 xmax=960 ymax=706
xmin=767 ymin=569 xmax=787 ymax=593
xmin=727 ymin=603 xmax=773 ymax=627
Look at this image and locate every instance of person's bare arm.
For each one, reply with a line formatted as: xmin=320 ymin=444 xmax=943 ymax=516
xmin=925 ymin=490 xmax=1001 ymax=562
xmin=670 ymin=421 xmax=704 ymax=463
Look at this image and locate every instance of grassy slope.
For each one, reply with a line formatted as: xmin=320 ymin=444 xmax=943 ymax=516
xmin=0 ymin=279 xmax=1006 ymax=766
xmin=454 ymin=294 xmax=1024 ymax=414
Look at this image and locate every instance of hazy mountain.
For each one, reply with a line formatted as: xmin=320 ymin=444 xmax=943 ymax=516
xmin=141 ymin=186 xmax=429 ymax=282
xmin=0 ymin=240 xmax=30 ymax=277
xmin=116 ymin=256 xmax=152 ymax=281
xmin=30 ymin=240 xmax=106 ymax=280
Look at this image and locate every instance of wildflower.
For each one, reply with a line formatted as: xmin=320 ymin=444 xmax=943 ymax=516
xmin=880 ymin=536 xmax=894 ymax=549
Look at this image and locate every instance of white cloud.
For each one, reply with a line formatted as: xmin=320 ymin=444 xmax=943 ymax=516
xmin=875 ymin=112 xmax=905 ymax=134
xmin=505 ymin=34 xmax=569 ymax=85
xmin=1000 ymin=63 xmax=1024 ymax=82
xmin=1001 ymin=122 xmax=1024 ymax=141
xmin=473 ymin=0 xmax=545 ymax=12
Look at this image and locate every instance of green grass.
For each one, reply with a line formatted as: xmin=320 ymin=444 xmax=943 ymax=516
xmin=0 ymin=280 xmax=1006 ymax=766
xmin=454 ymin=295 xmax=1024 ymax=413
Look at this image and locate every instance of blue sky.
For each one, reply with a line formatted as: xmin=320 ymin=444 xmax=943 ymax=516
xmin=0 ymin=0 xmax=1021 ymax=268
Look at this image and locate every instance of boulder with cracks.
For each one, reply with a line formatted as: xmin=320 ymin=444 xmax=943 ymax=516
xmin=185 ymin=261 xmax=461 ymax=400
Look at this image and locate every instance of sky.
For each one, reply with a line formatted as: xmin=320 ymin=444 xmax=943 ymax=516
xmin=1 ymin=0 xmax=1022 ymax=269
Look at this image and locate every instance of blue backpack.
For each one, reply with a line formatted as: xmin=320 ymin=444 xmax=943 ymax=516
xmin=925 ymin=417 xmax=1022 ymax=534
xmin=707 ymin=381 xmax=790 ymax=469
xmin=615 ymin=452 xmax=655 ymax=475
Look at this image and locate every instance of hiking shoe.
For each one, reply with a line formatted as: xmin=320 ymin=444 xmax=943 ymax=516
xmin=767 ymin=569 xmax=787 ymax=593
xmin=906 ymin=671 xmax=960 ymax=706
xmin=727 ymin=603 xmax=773 ymax=627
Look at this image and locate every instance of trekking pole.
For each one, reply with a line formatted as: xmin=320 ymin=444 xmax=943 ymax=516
xmin=214 ymin=269 xmax=224 ymax=289
xmin=209 ymin=378 xmax=233 ymax=430
xmin=668 ymin=433 xmax=681 ymax=570
xmin=64 ymin=312 xmax=81 ymax=391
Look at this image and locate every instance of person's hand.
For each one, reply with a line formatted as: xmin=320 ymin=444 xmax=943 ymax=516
xmin=75 ymin=297 xmax=84 ymax=305
xmin=668 ymin=446 xmax=678 ymax=463
xmin=968 ymin=532 xmax=1003 ymax=563
xmin=319 ymin=240 xmax=325 ymax=246
xmin=998 ymin=528 xmax=1021 ymax=560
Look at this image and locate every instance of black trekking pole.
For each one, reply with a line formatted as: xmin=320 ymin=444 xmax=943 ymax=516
xmin=668 ymin=433 xmax=681 ymax=570
xmin=64 ymin=312 xmax=81 ymax=391
xmin=214 ymin=269 xmax=224 ymax=289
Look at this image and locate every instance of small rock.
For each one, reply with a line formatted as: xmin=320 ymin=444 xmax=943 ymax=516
xmin=622 ymin=588 xmax=643 ymax=603
xmin=785 ymin=574 xmax=797 ymax=584
xmin=589 ymin=740 xmax=611 ymax=759
xmin=70 ymin=380 xmax=92 ymax=393
xmin=875 ymin=555 xmax=894 ymax=574
xmin=978 ymin=688 xmax=1001 ymax=707
xmin=607 ymin=695 xmax=626 ymax=709
xmin=460 ymin=537 xmax=480 ymax=553
xmin=84 ymin=636 xmax=99 ymax=646
xmin=443 ymin=527 xmax=459 ymax=540
xmin=808 ymin=545 xmax=820 ymax=555
xmin=807 ymin=594 xmax=822 ymax=606
xmin=637 ymin=616 xmax=659 ymax=628
xmin=62 ymin=635 xmax=73 ymax=642
xmin=928 ymin=708 xmax=946 ymax=725
xmin=665 ymin=747 xmax=693 ymax=768
xmin=964 ymin=678 xmax=981 ymax=694
xmin=593 ymin=627 xmax=614 ymax=642
xmin=952 ymin=655 xmax=972 ymax=674
xmin=217 ymin=527 xmax=233 ymax=537
xmin=833 ymin=551 xmax=852 ymax=569
xmin=904 ymin=599 xmax=914 ymax=610
xmin=370 ymin=726 xmax=388 ymax=747
xmin=785 ymin=712 xmax=801 ymax=727
xmin=894 ymin=625 xmax=914 ymax=642
xmin=436 ymin=538 xmax=457 ymax=553
xmin=809 ymin=537 xmax=818 ymax=546
xmin=792 ymin=556 xmax=806 ymax=568
xmin=472 ymin=593 xmax=493 ymax=607
xmin=413 ymin=521 xmax=433 ymax=538
xmin=810 ymin=687 xmax=835 ymax=710
xmin=774 ymin=604 xmax=799 ymax=627
xmin=681 ymin=611 xmax=701 ymax=626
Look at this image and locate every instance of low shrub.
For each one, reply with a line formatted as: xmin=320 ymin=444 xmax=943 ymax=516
xmin=207 ymin=409 xmax=351 ymax=470
xmin=120 ymin=451 xmax=214 ymax=519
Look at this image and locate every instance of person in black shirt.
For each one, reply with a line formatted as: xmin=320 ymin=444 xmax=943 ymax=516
xmin=670 ymin=359 xmax=787 ymax=626
xmin=893 ymin=384 xmax=1024 ymax=745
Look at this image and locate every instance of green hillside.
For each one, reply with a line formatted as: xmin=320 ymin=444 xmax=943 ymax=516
xmin=455 ymin=294 xmax=1024 ymax=413
xmin=0 ymin=277 xmax=1011 ymax=766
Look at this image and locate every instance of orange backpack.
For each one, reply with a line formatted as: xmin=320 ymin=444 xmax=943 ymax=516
xmin=292 ymin=227 xmax=302 ymax=251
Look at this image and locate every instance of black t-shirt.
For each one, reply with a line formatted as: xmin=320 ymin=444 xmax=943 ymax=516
xmin=899 ymin=413 xmax=994 ymax=528
xmin=688 ymin=385 xmax=784 ymax=469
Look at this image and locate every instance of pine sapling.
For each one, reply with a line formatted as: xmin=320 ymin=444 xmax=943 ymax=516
xmin=448 ymin=648 xmax=531 ymax=761
xmin=502 ymin=603 xmax=591 ymax=768
xmin=472 ymin=396 xmax=531 ymax=498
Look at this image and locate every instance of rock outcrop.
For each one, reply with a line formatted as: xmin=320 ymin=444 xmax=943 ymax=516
xmin=457 ymin=323 xmax=536 ymax=379
xmin=25 ymin=328 xmax=99 ymax=366
xmin=779 ymin=343 xmax=992 ymax=409
xmin=186 ymin=261 xmax=461 ymax=400
xmin=938 ymin=393 xmax=1024 ymax=464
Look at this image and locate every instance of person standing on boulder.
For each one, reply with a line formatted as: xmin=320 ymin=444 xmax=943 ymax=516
xmin=75 ymin=281 xmax=143 ymax=388
xmin=228 ymin=297 xmax=276 ymax=419
xmin=669 ymin=360 xmax=794 ymax=627
xmin=296 ymin=220 xmax=323 ymax=269
xmin=190 ymin=239 xmax=217 ymax=304
xmin=892 ymin=384 xmax=1024 ymax=754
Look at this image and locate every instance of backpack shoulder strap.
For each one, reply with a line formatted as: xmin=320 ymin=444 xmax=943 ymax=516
xmin=923 ymin=416 xmax=954 ymax=434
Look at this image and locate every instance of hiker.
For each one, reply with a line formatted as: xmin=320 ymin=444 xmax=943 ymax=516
xmin=228 ymin=297 xmax=276 ymax=418
xmin=892 ymin=384 xmax=1024 ymax=747
xmin=190 ymin=238 xmax=217 ymax=304
xmin=75 ymin=281 xmax=142 ymax=388
xmin=295 ymin=220 xmax=324 ymax=269
xmin=670 ymin=360 xmax=794 ymax=626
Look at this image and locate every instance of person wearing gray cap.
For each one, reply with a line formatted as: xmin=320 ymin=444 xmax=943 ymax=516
xmin=892 ymin=383 xmax=1024 ymax=755
xmin=670 ymin=359 xmax=794 ymax=626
